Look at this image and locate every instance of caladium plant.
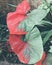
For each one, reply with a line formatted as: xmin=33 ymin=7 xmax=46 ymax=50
xmin=0 ymin=0 xmax=52 ymax=65
xmin=6 ymin=0 xmax=52 ymax=64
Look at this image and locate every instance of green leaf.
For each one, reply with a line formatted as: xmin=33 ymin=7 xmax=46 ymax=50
xmin=18 ymin=25 xmax=43 ymax=64
xmin=25 ymin=27 xmax=43 ymax=64
xmin=43 ymin=30 xmax=52 ymax=44
xmin=18 ymin=4 xmax=49 ymax=31
xmin=39 ymin=20 xmax=52 ymax=26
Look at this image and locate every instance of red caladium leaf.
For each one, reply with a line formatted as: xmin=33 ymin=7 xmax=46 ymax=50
xmin=7 ymin=0 xmax=30 ymax=35
xmin=9 ymin=35 xmax=30 ymax=63
xmin=7 ymin=0 xmax=30 ymax=64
